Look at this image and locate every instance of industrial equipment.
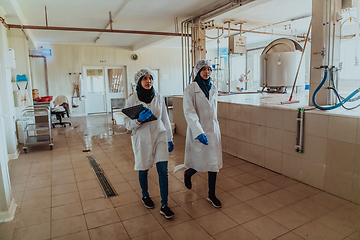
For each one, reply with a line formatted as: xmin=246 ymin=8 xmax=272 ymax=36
xmin=229 ymin=35 xmax=247 ymax=55
xmin=260 ymin=38 xmax=305 ymax=93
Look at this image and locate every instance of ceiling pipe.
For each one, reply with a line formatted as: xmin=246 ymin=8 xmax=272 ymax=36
xmin=196 ymin=0 xmax=255 ymax=23
xmin=249 ymin=14 xmax=312 ymax=31
xmin=94 ymin=0 xmax=131 ymax=43
xmin=219 ymin=27 xmax=307 ymax=38
xmin=45 ymin=6 xmax=48 ymax=27
xmin=0 ymin=18 xmax=189 ymax=37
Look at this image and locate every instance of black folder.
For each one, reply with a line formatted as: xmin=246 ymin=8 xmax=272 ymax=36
xmin=121 ymin=104 xmax=157 ymax=123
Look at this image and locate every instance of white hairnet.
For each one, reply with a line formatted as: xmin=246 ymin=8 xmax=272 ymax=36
xmin=194 ymin=60 xmax=213 ymax=76
xmin=134 ymin=68 xmax=155 ymax=84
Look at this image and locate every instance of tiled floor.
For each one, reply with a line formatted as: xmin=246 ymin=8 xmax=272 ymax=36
xmin=1 ymin=114 xmax=360 ymax=240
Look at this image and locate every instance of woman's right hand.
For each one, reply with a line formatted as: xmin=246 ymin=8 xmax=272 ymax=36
xmin=197 ymin=133 xmax=208 ymax=145
xmin=138 ymin=109 xmax=152 ymax=122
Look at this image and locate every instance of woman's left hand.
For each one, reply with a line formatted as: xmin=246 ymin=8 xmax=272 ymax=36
xmin=168 ymin=141 xmax=174 ymax=152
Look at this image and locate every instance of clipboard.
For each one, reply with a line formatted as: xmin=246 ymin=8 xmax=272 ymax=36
xmin=121 ymin=104 xmax=157 ymax=123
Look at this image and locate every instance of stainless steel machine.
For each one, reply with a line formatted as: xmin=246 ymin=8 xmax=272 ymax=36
xmin=260 ymin=38 xmax=305 ymax=93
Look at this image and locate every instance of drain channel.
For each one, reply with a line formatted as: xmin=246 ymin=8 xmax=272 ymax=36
xmin=87 ymin=155 xmax=118 ymax=198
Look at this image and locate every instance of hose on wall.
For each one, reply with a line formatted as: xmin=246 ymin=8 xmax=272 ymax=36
xmin=312 ymin=68 xmax=360 ymax=110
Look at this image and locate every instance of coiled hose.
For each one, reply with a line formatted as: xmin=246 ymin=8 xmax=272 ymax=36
xmin=312 ymin=69 xmax=360 ymax=110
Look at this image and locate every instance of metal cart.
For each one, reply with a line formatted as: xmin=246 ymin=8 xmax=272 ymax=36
xmin=111 ymin=98 xmax=126 ymax=124
xmin=22 ymin=105 xmax=53 ymax=153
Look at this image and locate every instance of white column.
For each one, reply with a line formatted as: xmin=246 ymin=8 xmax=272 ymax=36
xmin=0 ymin=6 xmax=17 ymax=222
xmin=0 ymin=103 xmax=16 ymax=222
xmin=0 ymin=8 xmax=19 ymax=160
xmin=310 ymin=0 xmax=341 ymax=106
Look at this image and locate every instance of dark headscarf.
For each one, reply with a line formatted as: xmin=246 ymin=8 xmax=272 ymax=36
xmin=194 ymin=68 xmax=212 ymax=99
xmin=136 ymin=76 xmax=155 ymax=103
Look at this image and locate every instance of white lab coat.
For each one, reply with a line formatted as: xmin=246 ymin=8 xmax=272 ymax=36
xmin=124 ymin=91 xmax=173 ymax=171
xmin=183 ymin=82 xmax=223 ymax=172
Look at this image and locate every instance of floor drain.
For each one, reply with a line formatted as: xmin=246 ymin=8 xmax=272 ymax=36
xmin=87 ymin=155 xmax=117 ymax=198
xmin=83 ymin=149 xmax=91 ymax=152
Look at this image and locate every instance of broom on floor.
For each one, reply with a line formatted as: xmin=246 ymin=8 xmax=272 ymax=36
xmin=281 ymin=19 xmax=312 ymax=104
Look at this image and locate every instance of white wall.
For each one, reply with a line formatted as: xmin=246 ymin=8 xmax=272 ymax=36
xmin=30 ymin=44 xmax=183 ymax=115
xmin=7 ymin=29 xmax=33 ymax=120
xmin=339 ymin=38 xmax=360 ymax=92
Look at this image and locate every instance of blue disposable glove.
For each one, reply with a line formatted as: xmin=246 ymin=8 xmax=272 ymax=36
xmin=168 ymin=141 xmax=174 ymax=152
xmin=138 ymin=109 xmax=152 ymax=122
xmin=197 ymin=133 xmax=208 ymax=145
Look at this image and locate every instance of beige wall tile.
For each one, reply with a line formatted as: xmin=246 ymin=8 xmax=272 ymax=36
xmin=218 ymin=118 xmax=226 ymax=135
xmin=250 ymin=124 xmax=266 ymax=146
xmin=328 ymin=116 xmax=357 ymax=144
xmin=238 ymin=104 xmax=251 ymax=123
xmin=218 ymin=102 xmax=227 ymax=118
xmin=324 ymin=166 xmax=352 ymax=201
xmin=354 ymin=145 xmax=360 ymax=175
xmin=352 ymin=174 xmax=360 ymax=204
xmin=266 ymin=108 xmax=284 ymax=129
xmin=326 ymin=139 xmax=356 ymax=173
xmin=226 ymin=103 xmax=238 ymax=120
xmin=282 ymin=154 xmax=302 ymax=181
xmin=225 ymin=120 xmax=238 ymax=139
xmin=265 ymin=149 xmax=282 ymax=173
xmin=222 ymin=135 xmax=228 ymax=153
xmin=283 ymin=109 xmax=298 ymax=132
xmin=238 ymin=122 xmax=251 ymax=142
xmin=249 ymin=144 xmax=265 ymax=167
xmin=238 ymin=140 xmax=251 ymax=161
xmin=225 ymin=137 xmax=238 ymax=157
xmin=357 ymin=119 xmax=360 ymax=144
xmin=250 ymin=106 xmax=266 ymax=126
xmin=265 ymin=128 xmax=283 ymax=152
xmin=304 ymin=112 xmax=328 ymax=138
xmin=173 ymin=98 xmax=186 ymax=137
xmin=302 ymin=135 xmax=327 ymax=164
xmin=301 ymin=160 xmax=325 ymax=190
xmin=282 ymin=131 xmax=300 ymax=157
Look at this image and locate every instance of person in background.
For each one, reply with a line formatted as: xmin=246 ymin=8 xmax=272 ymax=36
xmin=183 ymin=60 xmax=223 ymax=208
xmin=124 ymin=68 xmax=174 ymax=219
xmin=236 ymin=70 xmax=250 ymax=92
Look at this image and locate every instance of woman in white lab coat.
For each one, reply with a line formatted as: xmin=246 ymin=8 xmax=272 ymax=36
xmin=183 ymin=60 xmax=223 ymax=208
xmin=124 ymin=68 xmax=174 ymax=219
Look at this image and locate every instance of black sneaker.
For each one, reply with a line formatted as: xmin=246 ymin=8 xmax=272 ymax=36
xmin=184 ymin=172 xmax=192 ymax=189
xmin=207 ymin=195 xmax=222 ymax=208
xmin=142 ymin=196 xmax=155 ymax=209
xmin=160 ymin=205 xmax=174 ymax=219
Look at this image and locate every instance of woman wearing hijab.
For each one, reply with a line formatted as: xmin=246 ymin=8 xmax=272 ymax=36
xmin=124 ymin=68 xmax=174 ymax=218
xmin=183 ymin=60 xmax=223 ymax=208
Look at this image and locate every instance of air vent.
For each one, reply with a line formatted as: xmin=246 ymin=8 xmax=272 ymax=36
xmin=131 ymin=54 xmax=138 ymax=61
xmin=87 ymin=155 xmax=117 ymax=198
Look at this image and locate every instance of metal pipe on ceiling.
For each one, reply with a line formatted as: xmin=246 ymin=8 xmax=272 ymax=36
xmin=94 ymin=0 xmax=132 ymax=43
xmin=0 ymin=18 xmax=189 ymax=37
xmin=218 ymin=27 xmax=307 ymax=39
xmin=249 ymin=14 xmax=312 ymax=32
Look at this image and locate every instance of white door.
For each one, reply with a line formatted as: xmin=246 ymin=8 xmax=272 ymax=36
xmin=84 ymin=67 xmax=106 ymax=114
xmin=105 ymin=67 xmax=127 ymax=112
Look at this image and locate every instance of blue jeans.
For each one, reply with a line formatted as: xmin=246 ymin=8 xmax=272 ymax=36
xmin=138 ymin=161 xmax=168 ymax=207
